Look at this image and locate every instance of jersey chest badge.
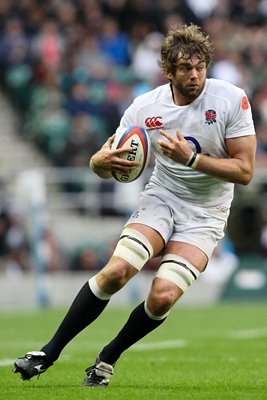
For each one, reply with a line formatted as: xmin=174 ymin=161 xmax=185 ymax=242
xmin=205 ymin=109 xmax=217 ymax=125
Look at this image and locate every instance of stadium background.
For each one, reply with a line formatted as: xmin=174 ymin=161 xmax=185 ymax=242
xmin=0 ymin=0 xmax=267 ymax=308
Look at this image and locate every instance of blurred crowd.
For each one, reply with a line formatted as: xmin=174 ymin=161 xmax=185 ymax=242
xmin=1 ymin=0 xmax=267 ymax=274
xmin=0 ymin=0 xmax=267 ymax=166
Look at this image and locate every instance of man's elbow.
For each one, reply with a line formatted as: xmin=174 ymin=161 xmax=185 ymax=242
xmin=239 ymin=169 xmax=254 ymax=185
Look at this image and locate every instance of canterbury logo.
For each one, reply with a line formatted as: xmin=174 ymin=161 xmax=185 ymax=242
xmin=145 ymin=116 xmax=163 ymax=129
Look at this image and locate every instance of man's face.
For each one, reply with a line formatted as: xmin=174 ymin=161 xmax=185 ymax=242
xmin=168 ymin=55 xmax=207 ymax=102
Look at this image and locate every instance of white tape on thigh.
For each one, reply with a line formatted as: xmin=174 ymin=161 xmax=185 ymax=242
xmin=113 ymin=228 xmax=153 ymax=271
xmin=155 ymin=254 xmax=200 ymax=293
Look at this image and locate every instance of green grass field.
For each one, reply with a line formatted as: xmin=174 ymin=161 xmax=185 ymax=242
xmin=1 ymin=303 xmax=266 ymax=400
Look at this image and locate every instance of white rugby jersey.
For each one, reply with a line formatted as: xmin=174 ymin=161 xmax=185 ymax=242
xmin=117 ymin=78 xmax=256 ymax=208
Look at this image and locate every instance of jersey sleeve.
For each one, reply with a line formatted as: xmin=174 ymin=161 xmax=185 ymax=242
xmin=114 ymin=100 xmax=136 ymax=134
xmin=115 ymin=96 xmax=146 ymax=133
xmin=225 ymin=91 xmax=256 ymax=138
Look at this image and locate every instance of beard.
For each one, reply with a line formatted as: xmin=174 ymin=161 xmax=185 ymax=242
xmin=172 ymin=79 xmax=206 ymax=101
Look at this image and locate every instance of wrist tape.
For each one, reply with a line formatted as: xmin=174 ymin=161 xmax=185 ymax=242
xmin=186 ymin=152 xmax=200 ymax=169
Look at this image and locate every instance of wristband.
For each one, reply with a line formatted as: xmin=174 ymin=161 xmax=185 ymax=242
xmin=186 ymin=152 xmax=200 ymax=169
xmin=185 ymin=151 xmax=195 ymax=166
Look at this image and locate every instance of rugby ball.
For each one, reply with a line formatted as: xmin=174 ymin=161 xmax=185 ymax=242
xmin=111 ymin=126 xmax=151 ymax=183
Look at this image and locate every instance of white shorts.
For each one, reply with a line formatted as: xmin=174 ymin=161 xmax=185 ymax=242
xmin=126 ymin=185 xmax=230 ymax=259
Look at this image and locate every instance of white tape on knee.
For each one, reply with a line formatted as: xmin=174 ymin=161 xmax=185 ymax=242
xmin=88 ymin=276 xmax=112 ymax=300
xmin=144 ymin=301 xmax=170 ymax=320
xmin=155 ymin=254 xmax=200 ymax=293
xmin=113 ymin=228 xmax=153 ymax=271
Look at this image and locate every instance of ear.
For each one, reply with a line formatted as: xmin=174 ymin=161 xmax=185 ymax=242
xmin=165 ymin=71 xmax=172 ymax=80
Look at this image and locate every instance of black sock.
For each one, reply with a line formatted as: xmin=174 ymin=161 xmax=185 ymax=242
xmin=41 ymin=281 xmax=109 ymax=364
xmin=99 ymin=301 xmax=167 ymax=365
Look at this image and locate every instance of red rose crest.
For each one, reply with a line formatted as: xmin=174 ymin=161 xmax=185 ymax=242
xmin=205 ymin=109 xmax=217 ymax=125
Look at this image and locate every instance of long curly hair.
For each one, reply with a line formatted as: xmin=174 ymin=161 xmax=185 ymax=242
xmin=159 ymin=24 xmax=213 ymax=76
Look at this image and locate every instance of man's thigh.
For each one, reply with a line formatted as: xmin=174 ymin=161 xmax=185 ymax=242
xmin=164 ymin=241 xmax=208 ymax=272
